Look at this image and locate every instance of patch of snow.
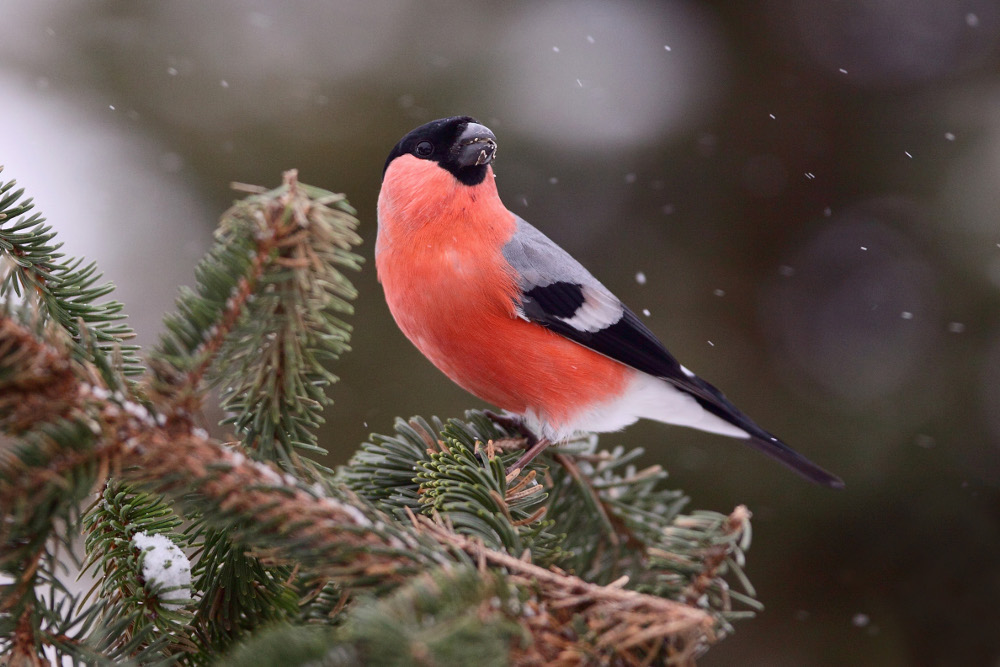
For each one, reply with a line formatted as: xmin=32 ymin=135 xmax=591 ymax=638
xmin=132 ymin=532 xmax=191 ymax=610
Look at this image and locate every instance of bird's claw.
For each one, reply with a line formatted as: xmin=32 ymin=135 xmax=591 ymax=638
xmin=483 ymin=410 xmax=538 ymax=447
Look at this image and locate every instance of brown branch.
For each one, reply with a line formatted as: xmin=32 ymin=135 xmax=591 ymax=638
xmin=0 ymin=550 xmax=43 ymax=615
xmin=10 ymin=601 xmax=46 ymax=667
xmin=0 ymin=316 xmax=113 ymax=520
xmin=0 ymin=318 xmax=82 ymax=434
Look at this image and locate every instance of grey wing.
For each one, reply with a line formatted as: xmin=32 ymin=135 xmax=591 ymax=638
xmin=501 ymin=215 xmax=687 ymax=379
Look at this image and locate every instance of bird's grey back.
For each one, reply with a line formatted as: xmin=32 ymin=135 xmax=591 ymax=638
xmin=502 ymin=215 xmax=611 ymax=294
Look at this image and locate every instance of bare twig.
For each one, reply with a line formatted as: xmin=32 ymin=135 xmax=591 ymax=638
xmin=681 ymin=506 xmax=751 ymax=608
xmin=413 ymin=516 xmax=714 ymax=666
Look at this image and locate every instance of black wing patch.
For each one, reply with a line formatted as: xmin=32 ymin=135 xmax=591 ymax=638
xmin=522 ymin=281 xmax=585 ymax=319
xmin=521 ymin=281 xmax=685 ymax=380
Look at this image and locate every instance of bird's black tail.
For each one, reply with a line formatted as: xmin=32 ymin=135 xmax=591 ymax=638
xmin=678 ymin=375 xmax=844 ymax=488
xmin=742 ymin=431 xmax=844 ymax=488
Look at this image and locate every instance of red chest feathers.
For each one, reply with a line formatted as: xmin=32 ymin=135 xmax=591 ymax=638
xmin=375 ymin=155 xmax=628 ymax=423
xmin=376 ymin=156 xmax=519 ymax=363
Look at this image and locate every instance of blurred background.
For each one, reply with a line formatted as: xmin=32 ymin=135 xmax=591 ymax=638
xmin=2 ymin=1 xmax=998 ymax=664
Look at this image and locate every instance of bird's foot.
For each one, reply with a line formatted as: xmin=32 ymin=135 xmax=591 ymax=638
xmin=482 ymin=411 xmax=552 ymax=472
xmin=510 ymin=437 xmax=552 ymax=472
xmin=491 ymin=437 xmax=531 ymax=453
xmin=483 ymin=410 xmax=538 ymax=446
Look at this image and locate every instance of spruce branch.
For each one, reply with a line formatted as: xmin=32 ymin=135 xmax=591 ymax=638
xmin=0 ymin=316 xmax=177 ymax=664
xmin=0 ymin=168 xmax=140 ymax=375
xmin=344 ymin=413 xmax=756 ymax=662
xmin=186 ymin=527 xmax=300 ymax=655
xmin=415 ymin=518 xmax=714 ymax=667
xmin=138 ymin=172 xmax=361 ymax=656
xmin=328 ymin=565 xmax=525 ymax=667
xmin=80 ymin=481 xmax=195 ymax=659
xmin=415 ymin=436 xmax=549 ymax=555
xmin=343 ymin=411 xmax=755 ymax=616
xmin=679 ymin=506 xmax=753 ymax=608
xmin=115 ymin=420 xmax=725 ymax=664
xmin=115 ymin=424 xmax=436 ymax=588
xmin=151 ymin=170 xmax=362 ymax=474
xmin=337 ymin=415 xmax=444 ymax=512
xmin=0 ymin=312 xmax=150 ymax=565
xmin=0 ymin=167 xmax=761 ymax=665
xmin=1 ymin=504 xmax=167 ymax=666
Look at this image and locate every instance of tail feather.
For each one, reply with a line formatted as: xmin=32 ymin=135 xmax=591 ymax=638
xmin=676 ymin=375 xmax=844 ymax=488
xmin=743 ymin=433 xmax=844 ymax=488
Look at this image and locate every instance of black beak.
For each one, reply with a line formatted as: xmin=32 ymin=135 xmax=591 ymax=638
xmin=454 ymin=122 xmax=497 ymax=168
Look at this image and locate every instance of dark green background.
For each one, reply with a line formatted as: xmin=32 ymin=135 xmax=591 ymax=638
xmin=3 ymin=2 xmax=999 ymax=665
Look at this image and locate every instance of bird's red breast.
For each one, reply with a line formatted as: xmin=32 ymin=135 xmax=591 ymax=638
xmin=376 ymin=155 xmax=629 ymax=429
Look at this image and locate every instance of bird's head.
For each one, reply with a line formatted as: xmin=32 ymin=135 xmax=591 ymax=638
xmin=382 ymin=116 xmax=497 ymax=187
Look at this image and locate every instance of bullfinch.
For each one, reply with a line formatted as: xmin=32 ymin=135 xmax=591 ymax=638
xmin=376 ymin=116 xmax=842 ymax=488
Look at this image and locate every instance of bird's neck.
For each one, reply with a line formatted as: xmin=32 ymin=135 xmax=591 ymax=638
xmin=376 ymin=157 xmax=514 ymax=256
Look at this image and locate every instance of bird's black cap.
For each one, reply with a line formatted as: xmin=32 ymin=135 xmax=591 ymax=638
xmin=383 ymin=116 xmax=497 ymax=186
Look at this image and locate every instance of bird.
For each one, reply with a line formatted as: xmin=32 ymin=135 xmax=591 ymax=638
xmin=375 ymin=115 xmax=843 ymax=488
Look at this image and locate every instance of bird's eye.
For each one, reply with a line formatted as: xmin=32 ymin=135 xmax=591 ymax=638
xmin=414 ymin=141 xmax=434 ymax=157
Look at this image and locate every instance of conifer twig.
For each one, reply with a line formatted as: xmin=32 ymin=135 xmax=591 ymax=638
xmin=553 ymin=451 xmax=638 ymax=549
xmin=0 ymin=169 xmax=140 ymax=374
xmin=681 ymin=506 xmax=751 ymax=607
xmin=154 ymin=170 xmax=306 ymax=407
xmin=12 ymin=602 xmax=42 ymax=667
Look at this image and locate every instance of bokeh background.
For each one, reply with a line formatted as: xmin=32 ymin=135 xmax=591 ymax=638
xmin=3 ymin=2 xmax=999 ymax=665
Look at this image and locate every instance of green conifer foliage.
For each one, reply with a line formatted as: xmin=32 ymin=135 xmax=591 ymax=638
xmin=1 ymin=168 xmax=756 ymax=666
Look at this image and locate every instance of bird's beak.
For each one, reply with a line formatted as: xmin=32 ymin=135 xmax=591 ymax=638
xmin=455 ymin=122 xmax=497 ymax=168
